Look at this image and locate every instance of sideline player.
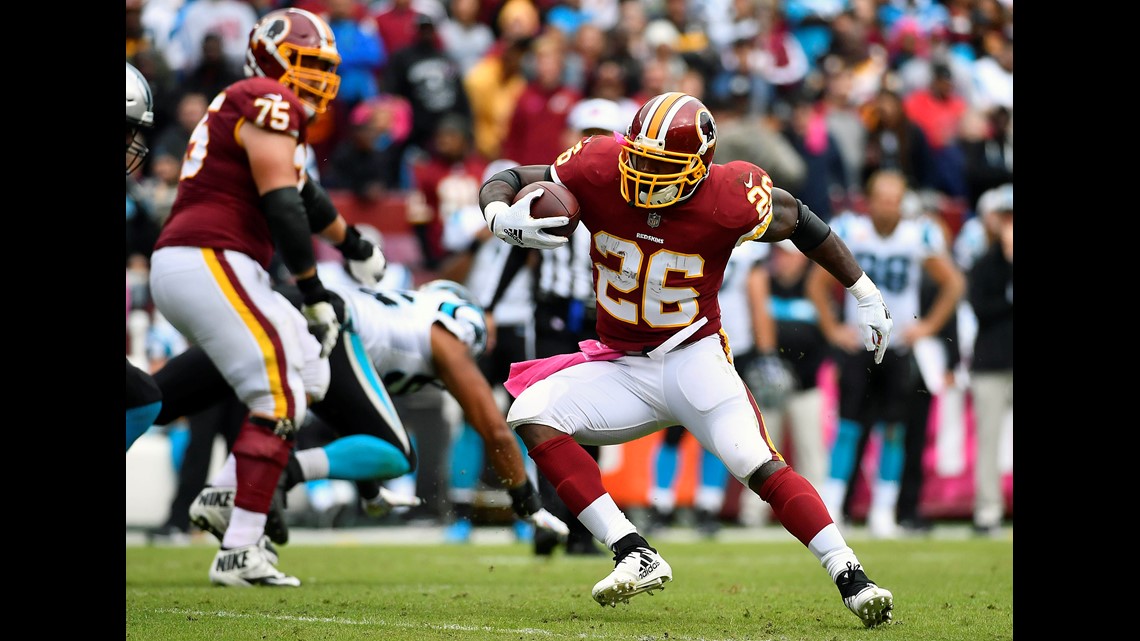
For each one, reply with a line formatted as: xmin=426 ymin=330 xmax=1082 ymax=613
xmin=148 ymin=8 xmax=385 ymax=587
xmin=478 ymin=91 xmax=896 ymax=627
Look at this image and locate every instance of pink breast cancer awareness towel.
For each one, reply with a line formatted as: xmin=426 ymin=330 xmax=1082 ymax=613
xmin=504 ymin=339 xmax=624 ymax=398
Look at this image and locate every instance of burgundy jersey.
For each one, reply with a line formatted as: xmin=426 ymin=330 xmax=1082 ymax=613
xmin=154 ymin=77 xmax=311 ymax=270
xmin=550 ymin=134 xmax=775 ymax=352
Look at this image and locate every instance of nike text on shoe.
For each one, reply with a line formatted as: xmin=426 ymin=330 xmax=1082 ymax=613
xmin=208 ymin=541 xmax=300 ymax=587
xmin=836 ymin=562 xmax=893 ymax=628
xmin=591 ymin=547 xmax=673 ymax=607
xmin=189 ymin=486 xmax=289 ymax=545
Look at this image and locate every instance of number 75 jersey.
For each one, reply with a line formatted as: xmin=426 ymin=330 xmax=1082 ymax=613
xmin=155 ymin=77 xmax=311 ymax=271
xmin=550 ymin=133 xmax=775 ymax=353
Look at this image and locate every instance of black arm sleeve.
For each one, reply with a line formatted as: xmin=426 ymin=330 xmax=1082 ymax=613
xmin=789 ymin=199 xmax=832 ymax=253
xmin=301 ymin=174 xmax=339 ymax=233
xmin=262 ymin=187 xmax=317 ymax=276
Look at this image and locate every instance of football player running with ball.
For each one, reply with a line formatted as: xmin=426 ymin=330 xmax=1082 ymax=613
xmin=479 ymin=92 xmax=896 ymax=628
xmin=148 ymin=8 xmax=386 ymax=587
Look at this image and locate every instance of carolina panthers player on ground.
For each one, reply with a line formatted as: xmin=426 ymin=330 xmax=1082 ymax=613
xmin=148 ymin=7 xmax=386 ymax=587
xmin=126 ymin=61 xmax=163 ymax=452
xmin=155 ymin=280 xmax=568 ymax=541
xmin=479 ymin=91 xmax=896 ymax=627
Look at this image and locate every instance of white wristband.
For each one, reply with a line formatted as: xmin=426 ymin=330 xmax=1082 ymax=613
xmin=483 ymin=201 xmax=509 ymax=231
xmin=847 ymin=272 xmax=879 ymax=301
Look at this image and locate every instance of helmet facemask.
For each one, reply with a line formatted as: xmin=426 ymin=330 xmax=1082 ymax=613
xmin=275 ymin=47 xmax=341 ymax=117
xmin=619 ymin=143 xmax=708 ymax=208
xmin=126 ymin=124 xmax=149 ymax=176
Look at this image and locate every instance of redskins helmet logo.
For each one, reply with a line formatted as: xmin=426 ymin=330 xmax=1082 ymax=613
xmin=261 ymin=17 xmax=289 ymax=42
xmin=696 ymin=109 xmax=716 ymax=153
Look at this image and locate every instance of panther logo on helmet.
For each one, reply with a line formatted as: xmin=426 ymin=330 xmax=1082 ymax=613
xmin=619 ymin=92 xmax=717 ymax=209
xmin=245 ymin=8 xmax=341 ymax=117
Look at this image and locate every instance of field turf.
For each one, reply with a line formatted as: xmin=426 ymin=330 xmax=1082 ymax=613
xmin=126 ymin=530 xmax=1013 ymax=640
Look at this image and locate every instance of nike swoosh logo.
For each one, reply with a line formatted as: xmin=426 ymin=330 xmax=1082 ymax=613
xmin=744 ymin=173 xmax=753 ymax=189
xmin=265 ymin=93 xmax=283 ymax=102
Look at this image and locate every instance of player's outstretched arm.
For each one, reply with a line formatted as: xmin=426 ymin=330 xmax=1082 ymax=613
xmin=430 ymin=325 xmax=529 ymax=488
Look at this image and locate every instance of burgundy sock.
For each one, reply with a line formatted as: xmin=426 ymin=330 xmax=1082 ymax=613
xmin=231 ymin=420 xmax=292 ymax=513
xmin=527 ymin=434 xmax=607 ymax=516
xmin=759 ymin=466 xmax=834 ymax=547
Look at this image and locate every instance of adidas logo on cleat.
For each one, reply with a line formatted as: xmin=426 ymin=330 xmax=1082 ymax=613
xmin=639 ymin=558 xmax=659 ymax=579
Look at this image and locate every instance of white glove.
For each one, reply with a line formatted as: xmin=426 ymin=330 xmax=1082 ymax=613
xmin=302 ymin=300 xmax=341 ymax=358
xmin=526 ymin=507 xmax=571 ymax=537
xmin=854 ymin=288 xmax=893 ymax=364
xmin=346 ymin=243 xmax=387 ymax=287
xmin=484 ymin=190 xmax=569 ymax=250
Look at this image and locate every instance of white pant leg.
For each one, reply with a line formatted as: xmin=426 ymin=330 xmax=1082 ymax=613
xmin=970 ymin=371 xmax=1013 ymax=528
xmin=150 ymin=247 xmax=328 ymax=424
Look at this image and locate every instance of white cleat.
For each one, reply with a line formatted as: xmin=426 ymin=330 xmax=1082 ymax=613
xmin=208 ymin=540 xmax=300 ymax=587
xmin=361 ymin=487 xmax=424 ymax=519
xmin=591 ymin=547 xmax=673 ymax=607
xmin=189 ymin=486 xmax=289 ymax=544
xmin=836 ymin=562 xmax=893 ymax=628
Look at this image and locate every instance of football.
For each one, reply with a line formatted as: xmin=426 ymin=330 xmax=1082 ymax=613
xmin=514 ymin=181 xmax=580 ymax=237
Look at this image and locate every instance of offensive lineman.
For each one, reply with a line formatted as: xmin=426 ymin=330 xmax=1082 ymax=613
xmin=148 ymin=8 xmax=386 ymax=586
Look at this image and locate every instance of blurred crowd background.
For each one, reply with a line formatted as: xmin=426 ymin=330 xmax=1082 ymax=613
xmin=126 ymin=0 xmax=1012 ymax=542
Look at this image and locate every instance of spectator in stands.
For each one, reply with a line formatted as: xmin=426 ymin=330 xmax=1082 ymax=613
xmin=464 ymin=34 xmax=531 ymax=162
xmin=151 ymin=91 xmax=209 ymax=162
xmin=500 ymin=34 xmax=582 ymax=166
xmin=163 ymin=0 xmax=258 ymax=76
xmin=177 ymin=33 xmax=244 ymax=104
xmin=322 ymin=0 xmax=387 ymax=149
xmin=902 ymin=61 xmax=969 ymax=199
xmin=817 ymin=55 xmax=866 ymax=196
xmin=971 ymin=30 xmax=1012 ymax=113
xmin=659 ymin=0 xmax=717 ymax=78
xmin=959 ymin=106 xmax=1012 ymax=213
xmin=382 ymin=13 xmax=472 ymax=185
xmin=826 ymin=9 xmax=889 ymax=109
xmin=780 ymin=87 xmax=849 ymax=222
xmin=134 ymin=152 xmax=183 ymax=228
xmin=323 ymin=98 xmax=407 ymax=201
xmin=860 ymin=84 xmax=936 ymax=192
xmin=713 ymin=76 xmax=806 ymax=193
xmin=583 ymin=60 xmax=640 ymax=124
xmin=407 ymin=113 xmax=487 ymax=270
xmin=438 ymin=0 xmax=495 ymax=75
xmin=372 ymin=0 xmax=429 ymax=60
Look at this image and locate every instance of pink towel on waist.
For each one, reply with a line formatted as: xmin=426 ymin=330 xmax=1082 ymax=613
xmin=504 ymin=339 xmax=624 ymax=397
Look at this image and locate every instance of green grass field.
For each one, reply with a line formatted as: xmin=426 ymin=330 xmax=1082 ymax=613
xmin=126 ymin=534 xmax=1012 ymax=641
